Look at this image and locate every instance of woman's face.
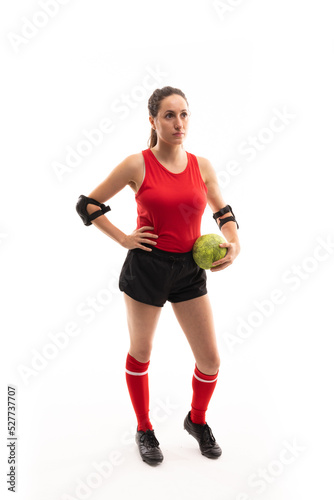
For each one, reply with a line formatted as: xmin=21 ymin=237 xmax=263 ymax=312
xmin=150 ymin=94 xmax=190 ymax=147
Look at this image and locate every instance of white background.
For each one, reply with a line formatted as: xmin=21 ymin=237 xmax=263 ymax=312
xmin=1 ymin=1 xmax=334 ymax=499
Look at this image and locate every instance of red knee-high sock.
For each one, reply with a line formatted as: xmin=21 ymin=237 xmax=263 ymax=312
xmin=191 ymin=365 xmax=219 ymax=425
xmin=125 ymin=353 xmax=153 ymax=432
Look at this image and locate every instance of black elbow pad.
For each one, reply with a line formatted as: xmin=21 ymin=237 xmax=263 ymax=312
xmin=213 ymin=205 xmax=239 ymax=230
xmin=76 ymin=195 xmax=111 ymax=226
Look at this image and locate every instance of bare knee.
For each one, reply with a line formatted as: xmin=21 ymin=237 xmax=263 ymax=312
xmin=196 ymin=355 xmax=221 ymax=375
xmin=129 ymin=344 xmax=152 ymax=363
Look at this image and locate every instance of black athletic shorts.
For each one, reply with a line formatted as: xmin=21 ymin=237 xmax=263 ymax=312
xmin=118 ymin=245 xmax=207 ymax=307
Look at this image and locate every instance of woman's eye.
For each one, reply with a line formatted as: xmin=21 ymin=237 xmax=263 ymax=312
xmin=165 ymin=112 xmax=188 ymax=118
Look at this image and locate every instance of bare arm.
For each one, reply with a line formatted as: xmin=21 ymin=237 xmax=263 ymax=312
xmin=82 ymin=154 xmax=158 ymax=251
xmin=198 ymin=156 xmax=240 ymax=271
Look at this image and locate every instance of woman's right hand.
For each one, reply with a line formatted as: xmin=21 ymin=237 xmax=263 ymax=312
xmin=121 ymin=226 xmax=159 ymax=251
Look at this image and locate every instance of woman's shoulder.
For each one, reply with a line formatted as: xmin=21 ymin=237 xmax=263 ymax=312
xmin=191 ymin=154 xmax=215 ymax=184
xmin=118 ymin=151 xmax=146 ymax=175
xmin=117 ymin=152 xmax=146 ymax=190
xmin=194 ymin=155 xmax=212 ymax=168
xmin=122 ymin=151 xmax=145 ymax=167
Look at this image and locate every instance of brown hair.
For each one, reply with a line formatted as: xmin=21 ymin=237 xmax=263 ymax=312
xmin=147 ymin=86 xmax=189 ymax=148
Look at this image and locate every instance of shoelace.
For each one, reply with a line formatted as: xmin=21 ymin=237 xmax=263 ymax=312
xmin=141 ymin=430 xmax=160 ymax=448
xmin=201 ymin=424 xmax=216 ymax=445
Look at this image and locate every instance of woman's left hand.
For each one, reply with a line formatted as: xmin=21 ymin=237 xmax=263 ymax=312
xmin=210 ymin=241 xmax=240 ymax=272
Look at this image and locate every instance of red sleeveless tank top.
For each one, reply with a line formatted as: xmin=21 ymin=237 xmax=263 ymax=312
xmin=135 ymin=148 xmax=208 ymax=253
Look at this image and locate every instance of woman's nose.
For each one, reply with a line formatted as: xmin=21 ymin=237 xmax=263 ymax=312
xmin=175 ymin=118 xmax=182 ymax=129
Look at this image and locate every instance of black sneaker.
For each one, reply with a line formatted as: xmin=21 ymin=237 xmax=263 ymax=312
xmin=184 ymin=411 xmax=222 ymax=459
xmin=135 ymin=428 xmax=164 ymax=466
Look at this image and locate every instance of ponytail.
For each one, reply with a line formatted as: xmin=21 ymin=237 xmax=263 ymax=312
xmin=148 ymin=128 xmax=158 ymax=148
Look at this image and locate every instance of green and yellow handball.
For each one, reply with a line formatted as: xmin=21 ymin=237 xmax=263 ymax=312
xmin=192 ymin=234 xmax=227 ymax=270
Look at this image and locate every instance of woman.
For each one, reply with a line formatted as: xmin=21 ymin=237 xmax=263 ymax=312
xmin=76 ymin=86 xmax=240 ymax=466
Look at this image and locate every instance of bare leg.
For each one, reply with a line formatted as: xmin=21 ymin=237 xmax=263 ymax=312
xmin=173 ymin=294 xmax=222 ymax=453
xmin=123 ymin=293 xmax=164 ymax=463
xmin=123 ymin=293 xmax=162 ymax=362
xmin=171 ymin=294 xmax=220 ymax=375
